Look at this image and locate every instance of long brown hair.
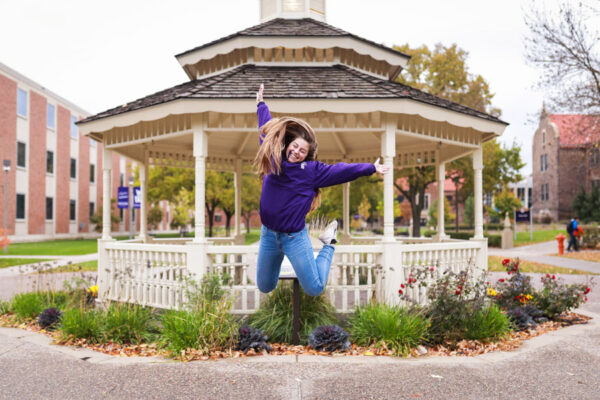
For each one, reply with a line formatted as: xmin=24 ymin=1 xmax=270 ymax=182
xmin=254 ymin=116 xmax=322 ymax=212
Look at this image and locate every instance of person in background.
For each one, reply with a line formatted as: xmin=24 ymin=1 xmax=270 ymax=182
xmin=567 ymin=216 xmax=579 ymax=252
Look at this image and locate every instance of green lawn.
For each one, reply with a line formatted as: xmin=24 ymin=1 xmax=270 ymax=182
xmin=514 ymin=229 xmax=563 ymax=246
xmin=38 ymin=260 xmax=98 ymax=274
xmin=4 ymin=239 xmax=98 ymax=256
xmin=0 ymin=258 xmax=52 ymax=269
xmin=245 ymin=230 xmax=261 ymax=244
xmin=488 ymin=255 xmax=595 ymax=275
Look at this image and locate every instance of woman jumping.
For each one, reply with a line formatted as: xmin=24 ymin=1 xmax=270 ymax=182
xmin=255 ymin=84 xmax=390 ymax=296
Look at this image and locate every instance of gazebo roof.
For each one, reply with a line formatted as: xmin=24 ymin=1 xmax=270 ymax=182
xmin=175 ymin=18 xmax=410 ymax=60
xmin=80 ymin=64 xmax=505 ymax=125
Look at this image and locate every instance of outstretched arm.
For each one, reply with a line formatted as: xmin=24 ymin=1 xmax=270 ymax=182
xmin=313 ymin=158 xmax=390 ymax=188
xmin=256 ymin=84 xmax=271 ymax=144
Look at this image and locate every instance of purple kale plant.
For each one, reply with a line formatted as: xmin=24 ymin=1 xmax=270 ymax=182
xmin=37 ymin=307 xmax=63 ymax=329
xmin=308 ymin=325 xmax=350 ymax=353
xmin=237 ymin=325 xmax=272 ymax=353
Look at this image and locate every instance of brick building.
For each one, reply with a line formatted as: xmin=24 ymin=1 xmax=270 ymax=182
xmin=0 ymin=62 xmax=171 ymax=239
xmin=532 ymin=110 xmax=600 ymax=221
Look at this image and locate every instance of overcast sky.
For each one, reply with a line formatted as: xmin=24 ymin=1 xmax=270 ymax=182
xmin=1 ymin=0 xmax=549 ymax=175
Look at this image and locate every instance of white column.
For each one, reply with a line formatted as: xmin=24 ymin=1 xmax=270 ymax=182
xmin=382 ymin=119 xmax=396 ymax=241
xmin=473 ymin=147 xmax=484 ymax=239
xmin=102 ymin=148 xmax=112 ymax=240
xmin=193 ymin=117 xmax=208 ymax=243
xmin=341 ymin=182 xmax=350 ymax=243
xmin=436 ymin=160 xmax=448 ymax=241
xmin=138 ymin=155 xmax=149 ymax=241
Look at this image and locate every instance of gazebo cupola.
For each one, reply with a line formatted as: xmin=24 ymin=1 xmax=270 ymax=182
xmin=260 ymin=0 xmax=326 ymax=22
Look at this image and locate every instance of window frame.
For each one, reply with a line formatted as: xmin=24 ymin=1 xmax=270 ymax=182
xmin=17 ymin=141 xmax=26 ymax=168
xmin=16 ymin=193 xmax=26 ymax=220
xmin=47 ymin=103 xmax=56 ymax=130
xmin=69 ymin=199 xmax=76 ymax=221
xmin=46 ymin=197 xmax=53 ymax=220
xmin=17 ymin=88 xmax=28 ymax=118
xmin=70 ymin=158 xmax=77 ymax=179
xmin=46 ymin=150 xmax=54 ymax=174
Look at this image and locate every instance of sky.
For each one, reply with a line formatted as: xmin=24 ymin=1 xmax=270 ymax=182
xmin=0 ymin=0 xmax=549 ymax=175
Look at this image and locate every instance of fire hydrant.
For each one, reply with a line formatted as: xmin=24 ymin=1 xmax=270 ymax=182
xmin=556 ymin=233 xmax=566 ymax=255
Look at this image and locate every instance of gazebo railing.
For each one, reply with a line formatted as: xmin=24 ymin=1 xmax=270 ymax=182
xmin=99 ymin=238 xmax=485 ymax=311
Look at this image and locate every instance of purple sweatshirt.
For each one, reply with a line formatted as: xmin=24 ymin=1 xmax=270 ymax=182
xmin=257 ymin=102 xmax=376 ymax=233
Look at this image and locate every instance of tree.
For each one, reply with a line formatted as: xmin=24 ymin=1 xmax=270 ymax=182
xmin=205 ymin=170 xmax=225 ymax=237
xmin=395 ymin=166 xmax=436 ymax=237
xmin=147 ymin=205 xmax=163 ymax=230
xmin=573 ymin=186 xmax=600 ymax=222
xmin=393 ymin=43 xmax=504 ymax=236
xmin=524 ymin=1 xmax=600 ymax=113
xmin=241 ymin=174 xmax=262 ymax=233
xmin=464 ymin=196 xmax=474 ymax=228
xmin=487 ymin=190 xmax=522 ymax=222
xmin=90 ymin=198 xmax=122 ymax=233
xmin=170 ymin=188 xmax=193 ymax=235
xmin=428 ymin=197 xmax=454 ymax=230
xmin=219 ymin=173 xmax=236 ymax=236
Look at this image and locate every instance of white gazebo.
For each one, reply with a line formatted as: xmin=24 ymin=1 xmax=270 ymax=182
xmin=79 ymin=0 xmax=507 ymax=311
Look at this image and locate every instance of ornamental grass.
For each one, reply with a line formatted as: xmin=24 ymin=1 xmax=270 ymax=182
xmin=348 ymin=303 xmax=429 ymax=356
xmin=247 ymin=281 xmax=338 ymax=344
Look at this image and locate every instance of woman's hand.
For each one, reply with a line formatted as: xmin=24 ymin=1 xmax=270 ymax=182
xmin=374 ymin=158 xmax=391 ymax=175
xmin=256 ymin=83 xmax=264 ymax=104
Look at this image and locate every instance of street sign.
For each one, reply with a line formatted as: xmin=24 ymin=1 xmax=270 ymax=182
xmin=133 ymin=187 xmax=141 ymax=209
xmin=117 ymin=187 xmax=129 ymax=209
xmin=515 ymin=210 xmax=530 ymax=223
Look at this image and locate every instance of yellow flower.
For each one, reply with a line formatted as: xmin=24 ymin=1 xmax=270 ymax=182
xmin=87 ymin=285 xmax=98 ymax=297
xmin=487 ymin=287 xmax=498 ymax=297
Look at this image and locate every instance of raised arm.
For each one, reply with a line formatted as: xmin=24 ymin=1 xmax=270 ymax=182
xmin=256 ymin=84 xmax=271 ymax=144
xmin=313 ymin=158 xmax=390 ymax=188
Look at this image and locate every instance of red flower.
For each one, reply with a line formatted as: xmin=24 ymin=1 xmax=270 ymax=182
xmin=552 ymin=275 xmax=556 ymax=280
xmin=499 ymin=279 xmax=505 ymax=283
xmin=502 ymin=259 xmax=510 ymax=266
xmin=458 ymin=285 xmax=463 ymax=290
xmin=455 ymin=290 xmax=461 ymax=295
xmin=585 ymin=297 xmax=588 ymax=302
xmin=546 ymin=273 xmax=550 ymax=278
xmin=401 ymin=284 xmax=405 ymax=288
xmin=585 ymin=287 xmax=591 ymax=294
xmin=398 ymin=289 xmax=403 ymax=295
xmin=430 ymin=267 xmax=435 ymax=271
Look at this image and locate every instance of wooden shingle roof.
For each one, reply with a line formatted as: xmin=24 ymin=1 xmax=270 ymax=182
xmin=79 ymin=64 xmax=506 ymax=125
xmin=175 ymin=18 xmax=409 ymax=59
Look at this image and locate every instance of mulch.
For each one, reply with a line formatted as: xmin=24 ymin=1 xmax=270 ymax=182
xmin=0 ymin=312 xmax=590 ymax=361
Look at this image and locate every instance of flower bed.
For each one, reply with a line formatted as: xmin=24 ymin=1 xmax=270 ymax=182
xmin=0 ymin=263 xmax=594 ymax=361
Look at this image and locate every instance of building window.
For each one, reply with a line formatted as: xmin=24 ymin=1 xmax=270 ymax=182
xmin=119 ymin=208 xmax=124 ymax=221
xmin=592 ymin=180 xmax=600 ymax=189
xmin=90 ymin=164 xmax=95 ymax=183
xmin=590 ymin=149 xmax=600 ymax=166
xmin=424 ymin=194 xmax=430 ymax=210
xmin=69 ymin=200 xmax=76 ymax=221
xmin=120 ymin=173 xmax=124 ymax=187
xmin=214 ymin=214 xmax=222 ymax=223
xmin=16 ymin=194 xmax=25 ymax=219
xmin=540 ymin=154 xmax=548 ymax=172
xmin=17 ymin=88 xmax=27 ymax=117
xmin=70 ymin=158 xmax=76 ymax=179
xmin=17 ymin=142 xmax=26 ymax=168
xmin=70 ymin=116 xmax=78 ymax=139
xmin=90 ymin=139 xmax=96 ymax=148
xmin=528 ymin=188 xmax=533 ymax=208
xmin=46 ymin=197 xmax=53 ymax=220
xmin=541 ymin=183 xmax=550 ymax=202
xmin=47 ymin=104 xmax=55 ymax=129
xmin=46 ymin=151 xmax=54 ymax=174
xmin=89 ymin=202 xmax=95 ymax=219
xmin=542 ymin=129 xmax=546 ymax=144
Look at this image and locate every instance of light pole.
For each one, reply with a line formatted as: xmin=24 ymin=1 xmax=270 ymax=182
xmin=129 ymin=175 xmax=135 ymax=240
xmin=3 ymin=160 xmax=11 ymax=254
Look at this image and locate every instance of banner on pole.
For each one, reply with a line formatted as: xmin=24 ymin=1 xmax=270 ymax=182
xmin=117 ymin=187 xmax=129 ymax=209
xmin=515 ymin=210 xmax=530 ymax=223
xmin=133 ymin=187 xmax=141 ymax=209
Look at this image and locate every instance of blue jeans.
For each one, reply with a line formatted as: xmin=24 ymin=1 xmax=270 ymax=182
xmin=257 ymin=225 xmax=334 ymax=296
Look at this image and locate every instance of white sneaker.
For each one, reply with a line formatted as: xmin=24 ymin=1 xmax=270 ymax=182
xmin=318 ymin=220 xmax=338 ymax=245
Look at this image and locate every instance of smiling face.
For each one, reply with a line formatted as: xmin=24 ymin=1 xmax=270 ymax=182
xmin=286 ymin=137 xmax=310 ymax=163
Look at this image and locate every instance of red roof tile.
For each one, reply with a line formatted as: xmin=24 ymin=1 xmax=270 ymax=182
xmin=549 ymin=114 xmax=600 ymax=147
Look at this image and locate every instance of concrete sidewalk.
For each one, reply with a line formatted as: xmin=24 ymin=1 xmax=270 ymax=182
xmin=0 ymin=253 xmax=98 ymax=277
xmin=0 ymin=305 xmax=599 ymax=399
xmin=489 ymin=241 xmax=600 ymax=273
